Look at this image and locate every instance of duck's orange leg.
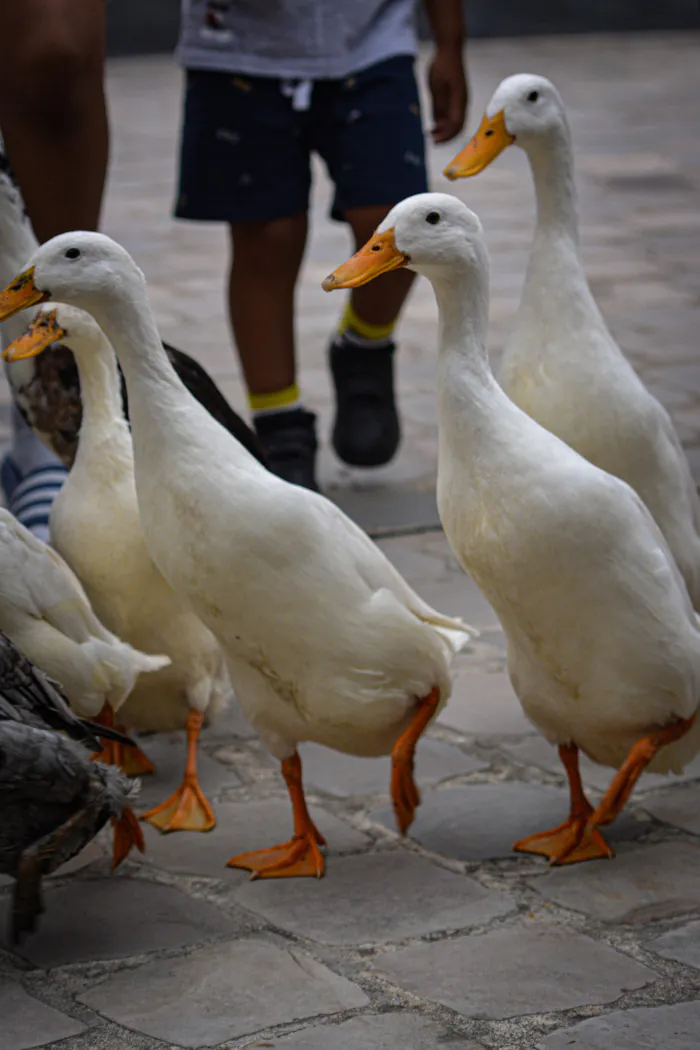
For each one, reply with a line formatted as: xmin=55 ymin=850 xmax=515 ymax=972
xmin=391 ymin=686 xmax=440 ymax=835
xmin=90 ymin=703 xmax=155 ymax=777
xmin=227 ymin=752 xmax=326 ymax=879
xmin=588 ymin=715 xmax=696 ymax=832
xmin=111 ymin=807 xmax=146 ymax=870
xmin=514 ymin=744 xmax=614 ymax=865
xmin=140 ymin=710 xmax=215 ymax=832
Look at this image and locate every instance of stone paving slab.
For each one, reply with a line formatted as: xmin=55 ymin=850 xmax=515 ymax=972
xmin=140 ymin=798 xmax=370 ymax=878
xmin=540 ymin=1001 xmax=700 ymax=1049
xmin=271 ymin=1013 xmax=484 ymax=1049
xmin=0 ymin=978 xmax=84 ymax=1050
xmin=650 ymin=919 xmax=700 ymax=969
xmin=132 ymin=730 xmax=242 ymax=810
xmin=1 ymin=877 xmax=241 ymax=968
xmin=375 ymin=918 xmax=654 ymax=1020
xmin=439 ymin=669 xmax=534 ymax=736
xmin=499 ymin=734 xmax=700 ymax=793
xmin=332 ymin=488 xmax=440 ymax=534
xmin=641 ymin=783 xmax=700 ymax=834
xmin=530 ymin=843 xmax=700 ymax=924
xmin=298 ymin=737 xmax=485 ymax=798
xmin=370 ymin=783 xmax=644 ymax=861
xmin=78 ymin=937 xmax=369 ymax=1048
xmin=235 ymin=851 xmax=514 ymax=945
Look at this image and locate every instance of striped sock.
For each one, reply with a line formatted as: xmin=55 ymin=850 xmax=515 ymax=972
xmin=6 ymin=464 xmax=68 ymax=542
xmin=249 ymin=382 xmax=302 ymax=420
xmin=337 ymin=300 xmax=397 ymax=349
xmin=1 ymin=406 xmax=68 ymax=543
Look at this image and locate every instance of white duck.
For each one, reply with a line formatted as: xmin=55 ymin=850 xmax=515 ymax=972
xmin=444 ymin=74 xmax=700 ymax=608
xmin=0 ymin=147 xmax=81 ymax=463
xmin=6 ymin=303 xmax=233 ymax=833
xmin=0 ymin=233 xmax=474 ymax=879
xmin=324 ymin=193 xmax=700 ymax=865
xmin=0 ymin=506 xmax=168 ymax=727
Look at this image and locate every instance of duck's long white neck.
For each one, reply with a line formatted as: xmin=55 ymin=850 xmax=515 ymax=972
xmin=514 ymin=122 xmax=597 ymax=332
xmin=86 ymin=288 xmax=195 ymax=439
xmin=69 ymin=331 xmax=132 ymax=468
xmin=430 ymin=257 xmax=510 ymax=450
xmin=82 ymin=281 xmax=252 ymax=471
xmin=526 ymin=123 xmax=578 ymax=245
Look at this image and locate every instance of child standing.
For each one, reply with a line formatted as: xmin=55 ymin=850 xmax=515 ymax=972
xmin=176 ymin=0 xmax=468 ymax=489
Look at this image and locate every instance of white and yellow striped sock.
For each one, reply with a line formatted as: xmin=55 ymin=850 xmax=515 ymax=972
xmin=248 ymin=382 xmax=301 ymax=420
xmin=337 ymin=300 xmax=397 ymax=349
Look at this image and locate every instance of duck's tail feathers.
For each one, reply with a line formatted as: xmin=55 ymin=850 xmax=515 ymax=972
xmin=411 ymin=606 xmax=478 ymax=655
xmin=83 ymin=637 xmax=170 ymax=712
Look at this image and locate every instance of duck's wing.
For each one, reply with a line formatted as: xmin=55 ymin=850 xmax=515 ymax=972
xmin=0 ymin=511 xmax=118 ymax=644
xmin=313 ymin=494 xmax=476 ymax=653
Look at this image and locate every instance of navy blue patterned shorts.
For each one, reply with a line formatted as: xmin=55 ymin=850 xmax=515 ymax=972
xmin=175 ymin=55 xmax=429 ymax=224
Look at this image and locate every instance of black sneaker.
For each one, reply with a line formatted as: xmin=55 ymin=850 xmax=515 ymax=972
xmin=254 ymin=408 xmax=319 ymax=492
xmin=329 ymin=335 xmax=400 ymax=467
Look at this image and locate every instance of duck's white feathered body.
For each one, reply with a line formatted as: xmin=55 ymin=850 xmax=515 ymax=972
xmin=438 ymin=367 xmax=700 ymax=774
xmin=485 ymin=74 xmax=700 ymax=606
xmin=346 ymin=193 xmax=700 ymax=783
xmin=45 ymin=310 xmax=231 ymax=732
xmin=128 ymin=382 xmax=468 ymax=759
xmin=0 ymin=508 xmax=169 ymax=718
xmin=501 ymin=214 xmax=700 ymax=609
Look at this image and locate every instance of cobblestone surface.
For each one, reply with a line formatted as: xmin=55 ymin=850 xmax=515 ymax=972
xmin=0 ymin=29 xmax=699 ymax=1050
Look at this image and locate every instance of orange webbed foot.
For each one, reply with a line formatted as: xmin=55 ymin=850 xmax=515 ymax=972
xmin=111 ymin=807 xmax=146 ymax=870
xmin=514 ymin=816 xmax=614 ymax=866
xmin=229 ymin=752 xmax=327 ymax=878
xmin=227 ymin=826 xmax=326 ymax=880
xmin=119 ymin=743 xmax=156 ymax=777
xmin=141 ymin=776 xmax=216 ymax=833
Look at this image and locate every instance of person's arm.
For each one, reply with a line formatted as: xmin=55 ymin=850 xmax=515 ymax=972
xmin=422 ymin=0 xmax=469 ymax=144
xmin=0 ymin=0 xmax=108 ymax=240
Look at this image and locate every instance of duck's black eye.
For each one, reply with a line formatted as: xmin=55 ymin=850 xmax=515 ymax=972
xmin=527 ymin=90 xmax=539 ymax=103
xmin=64 ymin=247 xmax=80 ymax=260
xmin=425 ymin=211 xmax=441 ymax=225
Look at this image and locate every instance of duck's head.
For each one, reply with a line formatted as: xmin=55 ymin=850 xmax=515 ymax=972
xmin=0 ymin=231 xmax=146 ymax=327
xmin=444 ymin=74 xmax=566 ymax=179
xmin=322 ymin=192 xmax=486 ymax=290
xmin=3 ymin=301 xmax=102 ymax=364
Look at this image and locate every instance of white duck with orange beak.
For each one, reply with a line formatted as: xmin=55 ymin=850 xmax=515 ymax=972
xmin=324 ymin=192 xmax=700 ymax=866
xmin=444 ymin=74 xmax=700 ymax=609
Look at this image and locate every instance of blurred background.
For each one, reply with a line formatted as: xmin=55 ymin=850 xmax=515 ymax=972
xmin=1 ymin=2 xmax=698 ymax=534
xmin=107 ymin=0 xmax=698 ymax=56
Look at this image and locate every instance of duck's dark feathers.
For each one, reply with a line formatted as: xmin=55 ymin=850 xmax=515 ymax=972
xmin=0 ymin=632 xmax=136 ymax=752
xmin=0 ymin=633 xmax=136 ymax=943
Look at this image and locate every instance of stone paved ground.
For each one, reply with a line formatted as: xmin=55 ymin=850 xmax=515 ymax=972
xmin=1 ymin=29 xmax=699 ymax=1050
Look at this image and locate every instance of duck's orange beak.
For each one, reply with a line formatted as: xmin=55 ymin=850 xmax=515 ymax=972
xmin=443 ymin=110 xmax=515 ymax=179
xmin=0 ymin=267 xmax=49 ymax=322
xmin=3 ymin=309 xmax=67 ymax=363
xmin=322 ymin=228 xmax=408 ymax=291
